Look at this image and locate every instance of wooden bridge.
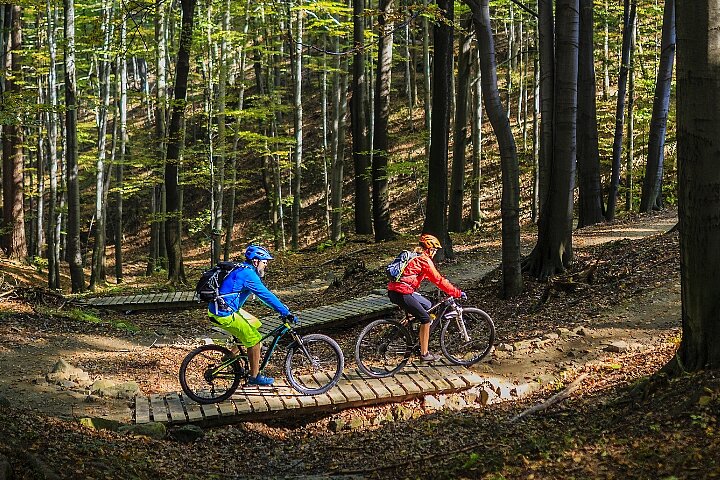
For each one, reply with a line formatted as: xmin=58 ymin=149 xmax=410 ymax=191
xmin=134 ymin=360 xmax=485 ymax=427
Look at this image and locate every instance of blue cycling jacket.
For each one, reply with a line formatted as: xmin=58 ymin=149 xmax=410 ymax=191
xmin=208 ymin=262 xmax=291 ymax=317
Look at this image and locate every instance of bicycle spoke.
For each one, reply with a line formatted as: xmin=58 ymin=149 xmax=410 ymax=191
xmin=441 ymin=308 xmax=495 ymax=366
xmin=355 ymin=320 xmax=411 ymax=378
xmin=285 ymin=334 xmax=343 ymax=395
xmin=179 ymin=345 xmax=242 ymax=404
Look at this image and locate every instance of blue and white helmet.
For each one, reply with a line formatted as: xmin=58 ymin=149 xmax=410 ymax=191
xmin=245 ymin=244 xmax=274 ymax=261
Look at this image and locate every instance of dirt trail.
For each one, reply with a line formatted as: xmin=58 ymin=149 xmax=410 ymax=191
xmin=0 ymin=210 xmax=679 ymax=423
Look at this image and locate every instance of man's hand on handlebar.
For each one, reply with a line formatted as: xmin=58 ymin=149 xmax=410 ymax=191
xmin=283 ymin=313 xmax=300 ymax=325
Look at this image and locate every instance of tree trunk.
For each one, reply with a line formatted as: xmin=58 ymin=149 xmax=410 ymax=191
xmin=640 ymin=0 xmax=674 ymax=213
xmin=576 ymin=0 xmax=604 ymax=227
xmin=290 ymin=2 xmax=303 ymax=250
xmin=422 ymin=0 xmax=431 ymax=160
xmin=423 ymin=0 xmax=453 ymax=260
xmin=372 ymin=0 xmax=395 ymax=241
xmin=64 ymin=0 xmax=85 ymax=292
xmin=625 ymin=17 xmax=636 ymax=212
xmin=90 ymin=0 xmax=114 ymax=290
xmin=46 ymin=0 xmax=61 ymax=289
xmin=330 ymin=32 xmax=348 ymax=243
xmin=537 ymin=0 xmax=554 ymax=218
xmin=665 ymin=0 xmax=720 ymax=372
xmin=449 ymin=15 xmax=472 ymax=233
xmin=468 ymin=0 xmax=522 ymax=297
xmin=165 ymin=0 xmax=196 ymax=284
xmin=606 ymin=0 xmax=636 ymax=221
xmin=2 ymin=5 xmax=27 ymax=261
xmin=115 ymin=16 xmax=127 ymax=283
xmin=524 ymin=0 xmax=579 ymax=281
xmin=470 ymin=45 xmax=483 ymax=228
xmin=351 ymin=0 xmax=372 ymax=235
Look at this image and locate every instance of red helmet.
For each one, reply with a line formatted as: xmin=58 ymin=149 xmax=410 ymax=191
xmin=419 ymin=233 xmax=442 ymax=249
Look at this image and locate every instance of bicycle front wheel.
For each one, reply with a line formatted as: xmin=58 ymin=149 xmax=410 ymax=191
xmin=355 ymin=319 xmax=413 ymax=378
xmin=179 ymin=344 xmax=243 ymax=404
xmin=440 ymin=307 xmax=495 ymax=366
xmin=284 ymin=334 xmax=344 ymax=395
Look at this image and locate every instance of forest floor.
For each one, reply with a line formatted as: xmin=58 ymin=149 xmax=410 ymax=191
xmin=2 ymin=208 xmax=720 ymax=479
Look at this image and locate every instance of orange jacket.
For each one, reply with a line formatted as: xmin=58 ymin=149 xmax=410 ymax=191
xmin=387 ymin=253 xmax=462 ymax=298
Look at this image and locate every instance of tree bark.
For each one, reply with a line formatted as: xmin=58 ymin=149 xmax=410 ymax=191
xmin=468 ymin=0 xmax=522 ymax=297
xmin=64 ymin=0 xmax=85 ymax=292
xmin=524 ymin=0 xmax=579 ymax=281
xmin=423 ymin=0 xmax=453 ymax=260
xmin=665 ymin=0 xmax=720 ymax=372
xmin=46 ymin=0 xmax=61 ymax=289
xmin=537 ymin=0 xmax=554 ymax=218
xmin=606 ymin=0 xmax=636 ymax=221
xmin=2 ymin=5 xmax=27 ymax=262
xmin=640 ymin=0 xmax=675 ymax=213
xmin=330 ymin=33 xmax=349 ymax=243
xmin=449 ymin=15 xmax=472 ymax=233
xmin=372 ymin=0 xmax=395 ymax=241
xmin=470 ymin=46 xmax=483 ymax=228
xmin=290 ymin=2 xmax=303 ymax=250
xmin=165 ymin=0 xmax=196 ymax=284
xmin=576 ymin=0 xmax=604 ymax=227
xmin=115 ymin=16 xmax=127 ymax=284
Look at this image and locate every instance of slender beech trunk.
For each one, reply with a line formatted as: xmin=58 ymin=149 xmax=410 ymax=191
xmin=449 ymin=15 xmax=472 ymax=232
xmin=351 ymin=0 xmax=372 ymax=234
xmin=602 ymin=0 xmax=610 ymax=100
xmin=422 ymin=0 xmax=431 ymax=160
xmin=64 ymin=0 xmax=85 ymax=291
xmin=640 ymin=0 xmax=674 ymax=212
xmin=372 ymin=0 xmax=395 ymax=241
xmin=531 ymin=34 xmax=540 ymax=223
xmin=212 ymin=0 xmax=230 ymax=264
xmin=165 ymin=0 xmax=196 ymax=284
xmin=576 ymin=0 xmax=604 ymax=227
xmin=115 ymin=17 xmax=127 ymax=283
xmin=537 ymin=0 xmax=554 ymax=217
xmin=625 ymin=17 xmax=636 ymax=212
xmin=46 ymin=0 xmax=61 ymax=289
xmin=470 ymin=46 xmax=483 ymax=227
xmin=468 ymin=0 xmax=522 ymax=297
xmin=330 ymin=38 xmax=349 ymax=243
xmin=90 ymin=0 xmax=114 ymax=289
xmin=423 ymin=0 xmax=453 ymax=260
xmin=290 ymin=2 xmax=303 ymax=250
xmin=606 ymin=0 xmax=636 ymax=221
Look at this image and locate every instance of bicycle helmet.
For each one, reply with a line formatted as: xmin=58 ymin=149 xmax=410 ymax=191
xmin=419 ymin=233 xmax=442 ymax=249
xmin=245 ymin=244 xmax=274 ymax=261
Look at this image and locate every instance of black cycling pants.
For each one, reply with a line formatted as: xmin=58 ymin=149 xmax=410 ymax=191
xmin=388 ymin=290 xmax=432 ymax=324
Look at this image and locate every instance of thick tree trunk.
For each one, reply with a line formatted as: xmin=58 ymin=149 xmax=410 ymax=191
xmin=468 ymin=0 xmax=522 ymax=297
xmin=372 ymin=0 xmax=395 ymax=241
xmin=165 ymin=0 xmax=196 ymax=284
xmin=606 ymin=0 xmax=636 ymax=221
xmin=470 ymin=46 xmax=483 ymax=228
xmin=449 ymin=15 xmax=472 ymax=233
xmin=576 ymin=0 xmax=604 ymax=227
xmin=625 ymin=19 xmax=636 ymax=212
xmin=2 ymin=5 xmax=27 ymax=262
xmin=64 ymin=0 xmax=85 ymax=292
xmin=524 ymin=0 xmax=579 ymax=281
xmin=666 ymin=0 xmax=720 ymax=372
xmin=537 ymin=0 xmax=554 ymax=218
xmin=422 ymin=0 xmax=431 ymax=160
xmin=423 ymin=0 xmax=453 ymax=260
xmin=351 ymin=0 xmax=372 ymax=235
xmin=640 ymin=0 xmax=675 ymax=213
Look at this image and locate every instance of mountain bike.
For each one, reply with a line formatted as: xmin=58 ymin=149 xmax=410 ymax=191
xmin=354 ymin=293 xmax=495 ymax=378
xmin=179 ymin=315 xmax=344 ymax=404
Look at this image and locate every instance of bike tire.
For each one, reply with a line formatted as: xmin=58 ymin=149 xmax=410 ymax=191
xmin=355 ymin=318 xmax=413 ymax=378
xmin=179 ymin=344 xmax=243 ymax=404
xmin=284 ymin=334 xmax=344 ymax=395
xmin=440 ymin=307 xmax=496 ymax=366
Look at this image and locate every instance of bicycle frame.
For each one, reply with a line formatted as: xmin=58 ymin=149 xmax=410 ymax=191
xmin=404 ymin=294 xmax=472 ymax=343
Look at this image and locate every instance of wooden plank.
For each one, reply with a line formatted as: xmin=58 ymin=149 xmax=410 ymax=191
xmin=262 ymin=392 xmax=287 ymax=412
xmin=313 ymin=373 xmax=346 ymax=405
xmin=218 ymin=400 xmax=237 ymax=417
xmin=341 ymin=372 xmax=375 ymax=401
xmin=150 ymin=394 xmax=170 ymax=423
xmin=390 ymin=372 xmax=422 ymax=395
xmin=200 ymin=402 xmax=220 ymax=419
xmin=417 ymin=365 xmax=455 ymax=391
xmin=430 ymin=365 xmax=468 ymax=390
xmin=231 ymin=391 xmax=253 ymax=414
xmin=134 ymin=396 xmax=151 ymax=424
xmin=402 ymin=368 xmax=437 ymax=393
xmin=243 ymin=389 xmax=271 ymax=413
xmin=383 ymin=375 xmax=416 ymax=396
xmin=166 ymin=393 xmax=188 ymax=424
xmin=363 ymin=377 xmax=395 ymax=398
xmin=181 ymin=395 xmax=204 ymax=422
xmin=336 ymin=375 xmax=364 ymax=402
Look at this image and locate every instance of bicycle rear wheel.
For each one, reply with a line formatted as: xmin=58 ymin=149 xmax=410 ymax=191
xmin=440 ymin=307 xmax=495 ymax=366
xmin=285 ymin=334 xmax=344 ymax=395
xmin=179 ymin=344 xmax=243 ymax=404
xmin=355 ymin=319 xmax=413 ymax=378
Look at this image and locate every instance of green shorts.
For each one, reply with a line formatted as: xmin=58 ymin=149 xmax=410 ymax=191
xmin=208 ymin=308 xmax=263 ymax=348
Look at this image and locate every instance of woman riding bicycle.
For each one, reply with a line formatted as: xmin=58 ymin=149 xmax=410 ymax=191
xmin=387 ymin=233 xmax=467 ymax=362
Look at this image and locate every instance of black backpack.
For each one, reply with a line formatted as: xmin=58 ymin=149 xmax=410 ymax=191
xmin=195 ymin=261 xmax=243 ymax=303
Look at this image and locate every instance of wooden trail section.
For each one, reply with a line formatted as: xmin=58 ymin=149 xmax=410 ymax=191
xmin=81 ymin=291 xmax=395 ymax=335
xmin=134 ymin=361 xmax=485 ymax=427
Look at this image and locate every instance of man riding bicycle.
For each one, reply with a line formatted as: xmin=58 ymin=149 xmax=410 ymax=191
xmin=387 ymin=233 xmax=467 ymax=362
xmin=207 ymin=244 xmax=297 ymax=386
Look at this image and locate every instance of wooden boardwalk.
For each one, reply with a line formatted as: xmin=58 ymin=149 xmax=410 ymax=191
xmin=134 ymin=360 xmax=484 ymax=426
xmin=83 ymin=291 xmax=200 ymax=311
